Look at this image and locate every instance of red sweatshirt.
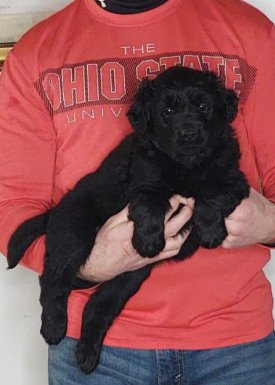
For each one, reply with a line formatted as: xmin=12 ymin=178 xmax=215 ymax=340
xmin=0 ymin=0 xmax=274 ymax=349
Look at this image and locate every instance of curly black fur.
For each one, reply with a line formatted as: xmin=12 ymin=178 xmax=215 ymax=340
xmin=7 ymin=67 xmax=249 ymax=373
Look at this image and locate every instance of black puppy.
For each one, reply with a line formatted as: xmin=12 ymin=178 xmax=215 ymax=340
xmin=7 ymin=66 xmax=249 ymax=374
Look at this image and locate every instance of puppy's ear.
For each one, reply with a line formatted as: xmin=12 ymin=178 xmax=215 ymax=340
xmin=127 ymin=78 xmax=155 ymax=134
xmin=220 ymin=88 xmax=239 ymax=122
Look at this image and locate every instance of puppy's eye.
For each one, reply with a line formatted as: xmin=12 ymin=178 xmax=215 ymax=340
xmin=162 ymin=107 xmax=175 ymax=118
xmin=198 ymin=103 xmax=209 ymax=113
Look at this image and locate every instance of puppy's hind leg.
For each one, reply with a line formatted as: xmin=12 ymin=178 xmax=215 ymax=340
xmin=76 ymin=265 xmax=152 ymax=374
xmin=39 ymin=252 xmax=86 ymax=345
xmin=39 ymin=264 xmax=71 ymax=345
xmin=40 ymin=205 xmax=100 ymax=345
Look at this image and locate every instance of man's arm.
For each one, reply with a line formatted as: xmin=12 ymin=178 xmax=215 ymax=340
xmin=0 ymin=46 xmax=56 ymax=272
xmin=222 ymin=26 xmax=275 ymax=249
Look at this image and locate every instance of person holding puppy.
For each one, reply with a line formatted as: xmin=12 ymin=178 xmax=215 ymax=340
xmin=0 ymin=0 xmax=275 ymax=384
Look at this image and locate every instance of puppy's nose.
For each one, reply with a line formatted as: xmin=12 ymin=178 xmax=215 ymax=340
xmin=179 ymin=125 xmax=205 ymax=144
xmin=182 ymin=127 xmax=199 ymax=141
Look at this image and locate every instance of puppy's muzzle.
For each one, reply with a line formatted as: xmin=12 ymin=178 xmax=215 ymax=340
xmin=176 ymin=122 xmax=205 ymax=145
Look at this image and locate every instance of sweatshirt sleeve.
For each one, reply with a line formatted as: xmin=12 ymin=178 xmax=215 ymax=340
xmin=242 ymin=25 xmax=275 ymax=203
xmin=0 ymin=46 xmax=56 ymax=273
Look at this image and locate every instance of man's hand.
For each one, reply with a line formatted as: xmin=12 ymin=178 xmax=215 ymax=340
xmin=78 ymin=195 xmax=194 ymax=282
xmin=222 ymin=187 xmax=275 ymax=249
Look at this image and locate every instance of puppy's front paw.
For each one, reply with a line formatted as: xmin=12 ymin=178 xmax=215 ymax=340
xmin=198 ymin=224 xmax=227 ymax=248
xmin=129 ymin=194 xmax=169 ymax=257
xmin=76 ymin=341 xmax=100 ymax=374
xmin=40 ymin=312 xmax=67 ymax=345
xmin=132 ymin=228 xmax=165 ymax=258
xmin=194 ymin=206 xmax=227 ymax=249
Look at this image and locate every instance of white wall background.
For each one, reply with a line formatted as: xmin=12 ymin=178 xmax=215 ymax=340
xmin=0 ymin=0 xmax=72 ymax=42
xmin=0 ymin=0 xmax=70 ymax=13
xmin=0 ymin=1 xmax=275 ymax=384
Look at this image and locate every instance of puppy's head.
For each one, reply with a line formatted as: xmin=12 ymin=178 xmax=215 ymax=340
xmin=127 ymin=66 xmax=238 ymax=167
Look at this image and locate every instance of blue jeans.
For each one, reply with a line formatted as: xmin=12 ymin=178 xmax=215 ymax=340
xmin=48 ymin=332 xmax=275 ymax=385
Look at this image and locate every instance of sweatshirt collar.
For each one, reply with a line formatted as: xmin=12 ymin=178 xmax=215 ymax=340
xmin=84 ymin=0 xmax=182 ymax=26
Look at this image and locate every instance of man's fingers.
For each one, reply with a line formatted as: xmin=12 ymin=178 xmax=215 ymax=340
xmin=164 ymin=231 xmax=190 ymax=251
xmin=165 ymin=204 xmax=194 ymax=238
xmin=146 ymin=230 xmax=191 ymax=264
xmin=165 ymin=195 xmax=180 ymax=222
xmin=165 ymin=195 xmax=193 ymax=222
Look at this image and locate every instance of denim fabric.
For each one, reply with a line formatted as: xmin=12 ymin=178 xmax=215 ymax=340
xmin=48 ymin=332 xmax=275 ymax=385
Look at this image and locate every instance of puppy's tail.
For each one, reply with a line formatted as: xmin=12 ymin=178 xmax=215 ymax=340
xmin=7 ymin=212 xmax=49 ymax=269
